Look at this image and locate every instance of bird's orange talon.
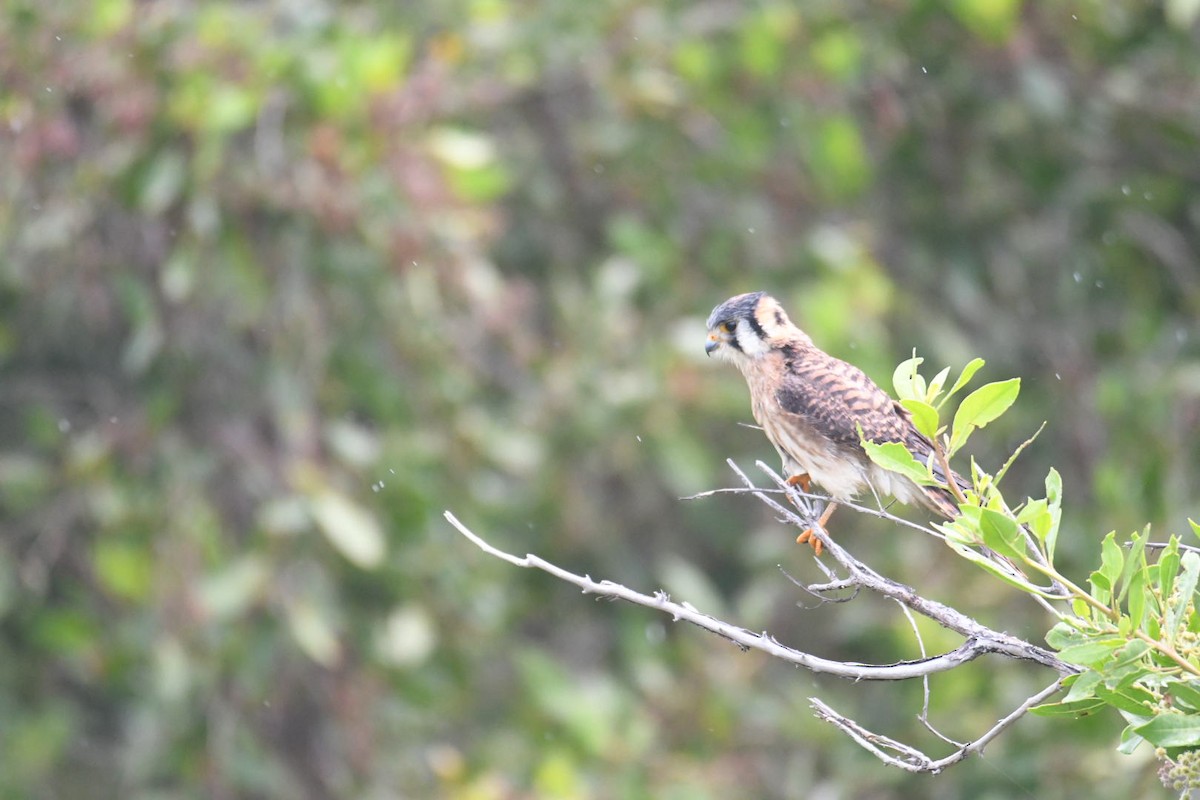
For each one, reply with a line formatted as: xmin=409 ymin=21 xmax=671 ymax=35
xmin=787 ymin=473 xmax=812 ymax=493
xmin=795 ymin=528 xmax=824 ymax=557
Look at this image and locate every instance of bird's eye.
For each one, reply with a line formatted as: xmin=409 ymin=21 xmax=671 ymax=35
xmin=721 ymin=321 xmax=737 ymax=333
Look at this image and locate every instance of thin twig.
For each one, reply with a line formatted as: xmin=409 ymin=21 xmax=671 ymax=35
xmin=810 ymin=679 xmax=1067 ymax=774
xmin=780 ymin=564 xmax=860 ymax=606
xmin=1144 ymin=541 xmax=1200 ymax=555
xmin=686 ymin=482 xmax=945 ymax=542
xmin=935 ymin=436 xmax=968 ymax=506
xmin=896 ymin=600 xmax=965 ymax=748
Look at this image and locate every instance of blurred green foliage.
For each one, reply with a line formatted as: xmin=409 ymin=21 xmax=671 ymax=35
xmin=1 ymin=0 xmax=1199 ymax=797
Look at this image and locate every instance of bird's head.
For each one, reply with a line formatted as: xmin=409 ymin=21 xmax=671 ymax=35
xmin=705 ymin=291 xmax=810 ymax=367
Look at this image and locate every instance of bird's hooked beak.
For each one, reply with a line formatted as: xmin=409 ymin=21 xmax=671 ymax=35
xmin=705 ymin=332 xmax=721 ymax=356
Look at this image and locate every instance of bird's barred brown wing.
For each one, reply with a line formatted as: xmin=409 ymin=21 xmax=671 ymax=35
xmin=774 ymin=347 xmax=964 ymax=519
xmin=774 ymin=348 xmax=922 ymax=453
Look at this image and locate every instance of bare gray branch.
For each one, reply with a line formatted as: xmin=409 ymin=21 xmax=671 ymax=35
xmin=446 ymin=458 xmax=1079 ymax=774
xmin=446 ymin=510 xmax=1011 ymax=682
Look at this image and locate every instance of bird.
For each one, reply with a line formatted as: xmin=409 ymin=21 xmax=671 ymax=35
xmin=705 ymin=291 xmax=964 ymax=555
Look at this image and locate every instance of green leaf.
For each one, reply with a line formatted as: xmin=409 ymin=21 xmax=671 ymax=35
xmin=860 ymin=439 xmax=937 ymax=486
xmin=1144 ymin=612 xmax=1162 ymax=641
xmin=978 ymin=508 xmax=1023 ymax=560
xmin=1063 ymin=670 xmax=1102 ymax=703
xmin=946 ymin=541 xmax=1044 ymax=594
xmin=1044 ymin=468 xmax=1063 ymax=562
xmin=1045 ymin=467 xmax=1063 ymax=508
xmin=939 ymin=357 xmax=986 ymax=410
xmin=1167 ymin=682 xmax=1200 ymax=712
xmin=1095 ymin=685 xmax=1155 ymax=716
xmin=949 ymin=378 xmax=1020 ymax=454
xmin=900 ymin=399 xmax=939 ymax=441
xmin=1104 ymin=663 xmax=1153 ymax=695
xmin=1046 ymin=620 xmax=1086 ymax=650
xmin=892 ymin=355 xmax=925 ymax=402
xmin=1160 ymin=537 xmax=1182 ymax=604
xmin=1017 ymin=498 xmax=1050 ymax=541
xmin=1127 ymin=568 xmax=1148 ymax=631
xmin=1190 ymin=518 xmax=1200 ymax=543
xmin=1088 ymin=572 xmax=1111 ymax=606
xmin=1166 ymin=551 xmax=1200 ymax=646
xmin=968 ymin=456 xmax=987 ymax=496
xmin=926 ymin=366 xmax=951 ymax=403
xmin=1106 ymin=681 xmax=1157 ymax=706
xmin=1107 ymin=639 xmax=1152 ymax=671
xmin=1117 ymin=529 xmax=1148 ymax=606
xmin=1134 ymin=714 xmax=1200 ymax=748
xmin=940 ymin=518 xmax=977 ymax=547
xmin=1057 ymin=638 xmax=1124 ymax=667
xmin=1029 ymin=699 xmax=1106 ymax=718
xmin=1117 ymin=725 xmax=1145 ymax=755
xmin=1099 ymin=532 xmax=1123 ymax=589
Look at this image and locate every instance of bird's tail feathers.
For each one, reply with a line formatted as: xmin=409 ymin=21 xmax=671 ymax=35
xmin=923 ymin=484 xmax=961 ymax=519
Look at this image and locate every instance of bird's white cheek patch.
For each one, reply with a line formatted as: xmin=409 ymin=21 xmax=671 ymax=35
xmin=735 ymin=322 xmax=771 ymax=358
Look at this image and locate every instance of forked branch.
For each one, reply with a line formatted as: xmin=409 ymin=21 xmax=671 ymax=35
xmin=446 ymin=460 xmax=1077 ymax=772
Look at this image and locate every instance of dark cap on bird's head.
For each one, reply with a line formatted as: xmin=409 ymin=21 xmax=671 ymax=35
xmin=706 ymin=291 xmax=766 ymax=331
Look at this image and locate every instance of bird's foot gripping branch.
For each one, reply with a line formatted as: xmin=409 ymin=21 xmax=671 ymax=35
xmin=866 ymin=355 xmax=1200 ymax=791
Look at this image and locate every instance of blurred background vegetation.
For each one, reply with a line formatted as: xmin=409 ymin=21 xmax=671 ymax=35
xmin=2 ymin=0 xmax=1199 ymax=797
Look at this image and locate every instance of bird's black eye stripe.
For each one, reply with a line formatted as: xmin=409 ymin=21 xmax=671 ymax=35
xmin=745 ymin=312 xmax=767 ymax=341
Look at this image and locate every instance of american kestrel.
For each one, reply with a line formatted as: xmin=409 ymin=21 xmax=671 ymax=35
xmin=705 ymin=291 xmax=963 ymax=554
